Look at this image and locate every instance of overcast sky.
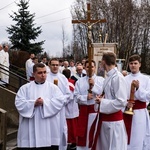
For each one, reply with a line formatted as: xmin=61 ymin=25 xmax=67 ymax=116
xmin=0 ymin=0 xmax=75 ymax=57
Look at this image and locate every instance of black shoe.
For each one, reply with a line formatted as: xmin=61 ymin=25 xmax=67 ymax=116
xmin=67 ymin=144 xmax=71 ymax=150
xmin=70 ymin=143 xmax=76 ymax=150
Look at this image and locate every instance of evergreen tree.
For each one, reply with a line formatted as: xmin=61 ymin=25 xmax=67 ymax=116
xmin=6 ymin=0 xmax=44 ymax=54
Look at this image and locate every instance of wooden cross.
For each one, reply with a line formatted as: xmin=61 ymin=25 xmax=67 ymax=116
xmin=72 ymin=3 xmax=106 ymax=78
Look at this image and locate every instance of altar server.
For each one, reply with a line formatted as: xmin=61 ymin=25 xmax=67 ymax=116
xmin=15 ymin=63 xmax=66 ymax=150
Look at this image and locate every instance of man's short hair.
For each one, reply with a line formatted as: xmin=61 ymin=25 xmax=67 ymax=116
xmin=70 ymin=60 xmax=74 ymax=63
xmin=41 ymin=56 xmax=47 ymax=59
xmin=129 ymin=54 xmax=141 ymax=63
xmin=49 ymin=58 xmax=59 ymax=65
xmin=102 ymin=52 xmax=116 ymax=66
xmin=32 ymin=56 xmax=38 ymax=60
xmin=85 ymin=60 xmax=96 ymax=67
xmin=29 ymin=52 xmax=35 ymax=55
xmin=76 ymin=65 xmax=83 ymax=71
xmin=62 ymin=69 xmax=71 ymax=79
xmin=59 ymin=59 xmax=63 ymax=63
xmin=33 ymin=63 xmax=45 ymax=73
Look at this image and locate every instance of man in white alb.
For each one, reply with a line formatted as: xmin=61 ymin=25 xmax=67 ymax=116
xmin=74 ymin=59 xmax=104 ymax=150
xmin=0 ymin=44 xmax=10 ymax=84
xmin=15 ymin=63 xmax=66 ymax=150
xmin=124 ymin=54 xmax=150 ymax=150
xmin=47 ymin=58 xmax=71 ymax=150
xmin=25 ymin=53 xmax=35 ymax=80
xmin=92 ymin=52 xmax=127 ymax=150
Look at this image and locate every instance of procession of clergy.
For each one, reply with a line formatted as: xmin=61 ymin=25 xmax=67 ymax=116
xmin=15 ymin=51 xmax=150 ymax=150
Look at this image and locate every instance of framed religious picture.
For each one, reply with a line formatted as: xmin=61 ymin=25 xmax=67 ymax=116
xmin=97 ymin=61 xmax=105 ymax=77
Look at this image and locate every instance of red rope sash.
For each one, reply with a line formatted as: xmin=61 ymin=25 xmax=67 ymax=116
xmin=89 ymin=110 xmax=123 ymax=150
xmin=123 ymin=100 xmax=146 ymax=144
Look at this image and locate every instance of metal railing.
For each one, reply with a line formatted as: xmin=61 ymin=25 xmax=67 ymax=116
xmin=0 ymin=63 xmax=28 ymax=92
xmin=10 ymin=64 xmax=26 ymax=78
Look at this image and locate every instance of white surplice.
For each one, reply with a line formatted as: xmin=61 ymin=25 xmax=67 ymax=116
xmin=0 ymin=49 xmax=9 ymax=84
xmin=68 ymin=66 xmax=76 ymax=76
xmin=65 ymin=80 xmax=79 ymax=119
xmin=25 ymin=58 xmax=33 ymax=80
xmin=74 ymin=74 xmax=104 ymax=150
xmin=125 ymin=72 xmax=150 ymax=150
xmin=47 ymin=71 xmax=71 ymax=150
xmin=95 ymin=68 xmax=128 ymax=150
xmin=15 ymin=81 xmax=66 ymax=148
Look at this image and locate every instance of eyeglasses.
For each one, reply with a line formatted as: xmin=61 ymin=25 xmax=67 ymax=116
xmin=51 ymin=64 xmax=59 ymax=66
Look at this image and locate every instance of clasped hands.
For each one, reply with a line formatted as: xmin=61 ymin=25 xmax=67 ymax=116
xmin=34 ymin=97 xmax=43 ymax=107
xmin=132 ymin=80 xmax=139 ymax=91
xmin=87 ymin=92 xmax=104 ymax=104
xmin=95 ymin=94 xmax=104 ymax=104
xmin=87 ymin=78 xmax=104 ymax=103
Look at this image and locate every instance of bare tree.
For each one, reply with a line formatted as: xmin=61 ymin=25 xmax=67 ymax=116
xmin=71 ymin=0 xmax=150 ymax=73
xmin=71 ymin=0 xmax=89 ymax=60
xmin=61 ymin=25 xmax=68 ymax=58
xmin=140 ymin=0 xmax=150 ymax=73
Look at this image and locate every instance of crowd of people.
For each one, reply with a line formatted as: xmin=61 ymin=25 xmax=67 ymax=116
xmin=25 ymin=54 xmax=87 ymax=82
xmin=15 ymin=52 xmax=150 ymax=150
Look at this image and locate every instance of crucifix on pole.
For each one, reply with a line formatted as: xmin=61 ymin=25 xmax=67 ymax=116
xmin=72 ymin=3 xmax=106 ymax=92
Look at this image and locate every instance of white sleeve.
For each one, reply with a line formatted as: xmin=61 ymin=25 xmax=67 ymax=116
xmin=41 ymin=85 xmax=66 ymax=118
xmin=100 ymin=75 xmax=127 ymax=114
xmin=134 ymin=78 xmax=150 ymax=102
xmin=15 ymin=85 xmax=36 ymax=118
xmin=92 ymin=77 xmax=104 ymax=95
xmin=74 ymin=79 xmax=88 ymax=105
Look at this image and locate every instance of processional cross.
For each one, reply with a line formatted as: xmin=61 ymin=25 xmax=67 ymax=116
xmin=72 ymin=3 xmax=106 ymax=78
xmin=72 ymin=3 xmax=106 ymax=91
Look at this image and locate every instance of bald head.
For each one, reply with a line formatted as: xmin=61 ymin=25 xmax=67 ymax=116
xmin=76 ymin=65 xmax=83 ymax=75
xmin=76 ymin=65 xmax=83 ymax=70
xmin=63 ymin=61 xmax=69 ymax=68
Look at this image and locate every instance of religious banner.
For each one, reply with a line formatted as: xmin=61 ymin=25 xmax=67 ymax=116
xmin=92 ymin=43 xmax=117 ymax=76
